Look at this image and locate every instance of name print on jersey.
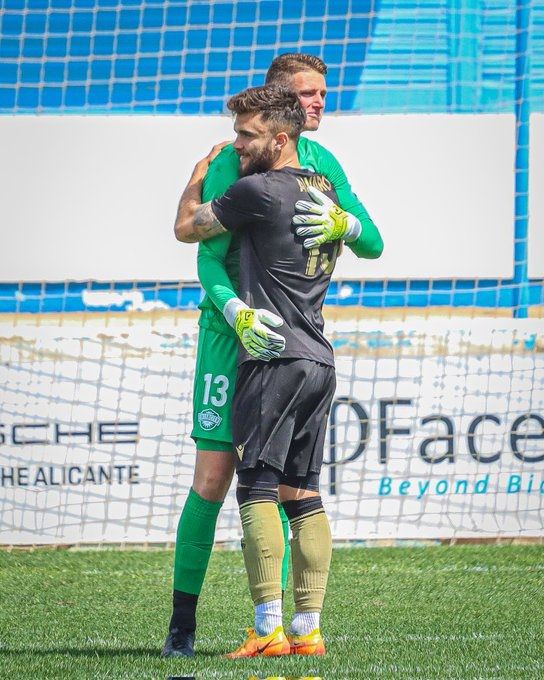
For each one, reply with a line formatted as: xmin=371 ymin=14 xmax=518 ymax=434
xmin=296 ymin=175 xmax=332 ymax=193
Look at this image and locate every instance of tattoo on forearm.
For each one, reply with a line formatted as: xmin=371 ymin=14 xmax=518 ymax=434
xmin=193 ymin=202 xmax=227 ymax=239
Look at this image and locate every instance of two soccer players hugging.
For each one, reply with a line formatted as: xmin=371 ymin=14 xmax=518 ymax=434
xmin=163 ymin=53 xmax=383 ymax=659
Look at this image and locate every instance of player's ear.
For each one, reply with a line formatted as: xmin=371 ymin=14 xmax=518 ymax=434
xmin=274 ymin=131 xmax=289 ymax=151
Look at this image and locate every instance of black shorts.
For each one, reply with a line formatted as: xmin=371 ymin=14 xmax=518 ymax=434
xmin=232 ymin=358 xmax=336 ymax=478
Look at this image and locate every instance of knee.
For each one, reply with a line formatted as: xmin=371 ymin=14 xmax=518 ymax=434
xmin=193 ymin=470 xmax=231 ymax=502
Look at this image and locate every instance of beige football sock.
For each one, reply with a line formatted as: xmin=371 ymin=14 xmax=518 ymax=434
xmin=239 ymin=501 xmax=285 ymax=605
xmin=290 ymin=508 xmax=332 ymax=612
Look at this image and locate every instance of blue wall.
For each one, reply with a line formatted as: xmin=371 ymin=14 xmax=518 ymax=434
xmin=1 ymin=0 xmax=543 ymax=114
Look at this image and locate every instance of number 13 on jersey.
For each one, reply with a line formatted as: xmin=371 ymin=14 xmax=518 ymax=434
xmin=202 ymin=373 xmax=230 ymax=407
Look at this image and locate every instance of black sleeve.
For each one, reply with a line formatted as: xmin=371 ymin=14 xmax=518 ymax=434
xmin=211 ymin=174 xmax=272 ymax=231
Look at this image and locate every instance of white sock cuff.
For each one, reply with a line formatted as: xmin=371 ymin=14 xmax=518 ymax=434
xmin=255 ymin=598 xmax=283 ymax=636
xmin=256 ymin=598 xmax=282 ymax=616
xmin=290 ymin=610 xmax=320 ymax=636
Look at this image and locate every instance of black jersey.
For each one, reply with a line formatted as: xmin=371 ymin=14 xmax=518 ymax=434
xmin=211 ymin=167 xmax=340 ymax=367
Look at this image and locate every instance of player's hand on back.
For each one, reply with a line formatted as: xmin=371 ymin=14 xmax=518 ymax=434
xmin=292 ymin=186 xmax=362 ymax=249
xmin=204 ymin=141 xmax=231 ymax=164
xmin=234 ymin=307 xmax=286 ymax=361
xmin=223 ymin=299 xmax=286 ymax=361
xmin=191 ymin=141 xmax=231 ymax=179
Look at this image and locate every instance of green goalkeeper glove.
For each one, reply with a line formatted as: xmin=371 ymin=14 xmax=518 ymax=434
xmin=292 ymin=185 xmax=362 ymax=249
xmin=223 ymin=298 xmax=286 ymax=361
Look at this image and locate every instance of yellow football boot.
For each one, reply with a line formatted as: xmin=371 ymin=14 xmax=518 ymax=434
xmin=287 ymin=628 xmax=326 ymax=656
xmin=226 ymin=626 xmax=290 ymax=659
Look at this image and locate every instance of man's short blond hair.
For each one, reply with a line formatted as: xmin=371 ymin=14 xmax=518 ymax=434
xmin=265 ymin=53 xmax=327 ymax=86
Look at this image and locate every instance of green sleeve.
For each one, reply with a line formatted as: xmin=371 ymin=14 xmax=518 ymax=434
xmin=197 ymin=145 xmax=240 ymax=313
xmin=197 ymin=232 xmax=238 ymax=312
xmin=303 ymin=139 xmax=384 ymax=259
xmin=201 ymin=144 xmax=240 ymax=201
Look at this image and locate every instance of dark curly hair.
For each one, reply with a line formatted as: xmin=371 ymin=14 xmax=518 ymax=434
xmin=227 ymin=84 xmax=306 ymax=139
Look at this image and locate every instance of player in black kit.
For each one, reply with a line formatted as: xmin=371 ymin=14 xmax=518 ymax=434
xmin=176 ymin=84 xmax=366 ymax=658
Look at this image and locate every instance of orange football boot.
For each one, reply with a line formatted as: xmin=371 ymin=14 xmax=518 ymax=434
xmin=226 ymin=626 xmax=290 ymax=659
xmin=287 ymin=628 xmax=326 ymax=656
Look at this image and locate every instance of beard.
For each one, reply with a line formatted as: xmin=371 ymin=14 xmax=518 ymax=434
xmin=239 ymin=144 xmax=277 ymax=177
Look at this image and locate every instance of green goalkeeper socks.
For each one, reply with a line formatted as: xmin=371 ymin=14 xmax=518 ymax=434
xmin=279 ymin=502 xmax=291 ymax=591
xmin=173 ymin=487 xmax=223 ymax=595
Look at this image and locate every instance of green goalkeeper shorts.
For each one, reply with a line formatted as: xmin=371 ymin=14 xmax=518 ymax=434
xmin=191 ymin=326 xmax=238 ymax=451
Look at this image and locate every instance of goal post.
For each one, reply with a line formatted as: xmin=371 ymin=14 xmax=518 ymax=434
xmin=1 ymin=295 xmax=542 ymax=546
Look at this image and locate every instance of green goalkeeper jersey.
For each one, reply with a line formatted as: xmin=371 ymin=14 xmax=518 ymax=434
xmin=197 ymin=136 xmax=384 ymax=337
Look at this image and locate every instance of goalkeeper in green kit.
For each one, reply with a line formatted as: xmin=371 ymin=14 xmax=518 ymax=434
xmin=162 ymin=53 xmax=383 ymax=658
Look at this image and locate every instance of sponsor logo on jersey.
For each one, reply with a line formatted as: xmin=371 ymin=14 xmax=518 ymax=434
xmin=236 ymin=444 xmax=245 ymax=460
xmin=296 ymin=174 xmax=332 ymax=193
xmin=197 ymin=409 xmax=222 ymax=431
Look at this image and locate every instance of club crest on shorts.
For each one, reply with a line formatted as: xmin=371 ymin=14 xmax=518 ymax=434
xmin=197 ymin=408 xmax=222 ymax=431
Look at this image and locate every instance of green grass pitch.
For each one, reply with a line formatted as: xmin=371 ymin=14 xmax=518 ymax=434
xmin=1 ymin=544 xmax=543 ymax=679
